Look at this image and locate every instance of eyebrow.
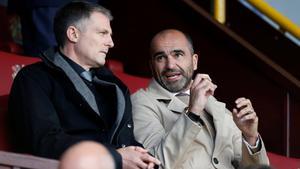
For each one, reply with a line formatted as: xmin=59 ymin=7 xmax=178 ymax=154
xmin=97 ymin=28 xmax=113 ymax=36
xmin=152 ymin=51 xmax=165 ymax=58
xmin=172 ymin=49 xmax=185 ymax=54
xmin=152 ymin=49 xmax=186 ymax=58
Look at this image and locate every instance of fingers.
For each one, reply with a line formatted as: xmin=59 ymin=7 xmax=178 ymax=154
xmin=191 ymin=73 xmax=212 ymax=88
xmin=235 ymin=97 xmax=252 ymax=108
xmin=195 ymin=73 xmax=212 ymax=81
xmin=189 ymin=74 xmax=217 ymax=114
xmin=192 ymin=78 xmax=216 ymax=96
xmin=147 ymin=162 xmax=155 ymax=169
xmin=191 ymin=74 xmax=217 ymax=92
xmin=119 ymin=146 xmax=161 ymax=169
xmin=233 ymin=98 xmax=257 ymax=122
xmin=140 ymin=153 xmax=161 ymax=165
xmin=134 ymin=146 xmax=148 ymax=153
xmin=133 ymin=146 xmax=161 ymax=166
xmin=12 ymin=64 xmax=23 ymax=79
xmin=134 ymin=152 xmax=160 ymax=169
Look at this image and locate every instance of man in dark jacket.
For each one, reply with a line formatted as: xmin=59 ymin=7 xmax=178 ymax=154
xmin=8 ymin=2 xmax=160 ymax=169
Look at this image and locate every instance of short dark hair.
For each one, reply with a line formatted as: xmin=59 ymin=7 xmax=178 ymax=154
xmin=54 ymin=1 xmax=113 ymax=47
xmin=182 ymin=31 xmax=194 ymax=55
xmin=149 ymin=29 xmax=195 ymax=58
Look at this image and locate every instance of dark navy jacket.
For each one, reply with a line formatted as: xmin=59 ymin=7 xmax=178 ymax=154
xmin=9 ymin=49 xmax=141 ymax=168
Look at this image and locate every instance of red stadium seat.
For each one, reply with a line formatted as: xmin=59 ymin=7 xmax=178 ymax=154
xmin=106 ymin=59 xmax=124 ymax=72
xmin=106 ymin=59 xmax=150 ymax=93
xmin=0 ymin=51 xmax=40 ymax=95
xmin=113 ymin=70 xmax=150 ymax=94
xmin=0 ymin=95 xmax=11 ymax=151
xmin=268 ymin=152 xmax=300 ymax=169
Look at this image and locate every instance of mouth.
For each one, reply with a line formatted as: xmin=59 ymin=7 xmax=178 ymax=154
xmin=163 ymin=72 xmax=182 ymax=81
xmin=100 ymin=51 xmax=108 ymax=55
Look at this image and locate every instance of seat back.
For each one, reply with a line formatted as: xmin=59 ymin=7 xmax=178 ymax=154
xmin=113 ymin=71 xmax=150 ymax=94
xmin=0 ymin=51 xmax=40 ymax=95
xmin=0 ymin=151 xmax=59 ymax=169
xmin=267 ymin=152 xmax=300 ymax=169
xmin=0 ymin=95 xmax=11 ymax=151
xmin=106 ymin=59 xmax=150 ymax=93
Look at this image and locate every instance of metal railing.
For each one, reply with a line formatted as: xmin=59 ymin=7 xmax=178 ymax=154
xmin=182 ymin=0 xmax=300 ymax=90
xmin=246 ymin=0 xmax=300 ymax=40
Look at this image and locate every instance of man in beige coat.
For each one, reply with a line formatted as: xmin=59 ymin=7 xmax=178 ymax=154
xmin=131 ymin=29 xmax=269 ymax=169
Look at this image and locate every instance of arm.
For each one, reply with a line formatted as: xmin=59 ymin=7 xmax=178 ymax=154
xmin=132 ymin=74 xmax=217 ymax=168
xmin=9 ymin=68 xmax=116 ymax=159
xmin=10 ymin=67 xmax=160 ymax=169
xmin=231 ymin=98 xmax=269 ymax=166
xmin=132 ymin=92 xmax=201 ymax=169
xmin=9 ymin=69 xmax=86 ymax=158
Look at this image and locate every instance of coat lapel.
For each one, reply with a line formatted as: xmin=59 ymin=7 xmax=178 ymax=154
xmin=51 ymin=52 xmax=100 ymax=116
xmin=93 ymin=77 xmax=125 ymax=142
xmin=205 ymin=96 xmax=227 ymax=155
xmin=147 ymin=79 xmax=187 ymax=114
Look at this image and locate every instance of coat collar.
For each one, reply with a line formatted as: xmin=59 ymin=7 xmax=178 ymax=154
xmin=146 ymin=79 xmax=226 ymax=122
xmin=146 ymin=79 xmax=230 ymax=154
xmin=41 ymin=48 xmax=127 ymax=142
xmin=41 ymin=48 xmax=100 ymax=116
xmin=147 ymin=79 xmax=187 ymax=113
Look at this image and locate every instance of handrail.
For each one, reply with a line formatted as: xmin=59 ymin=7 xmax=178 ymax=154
xmin=182 ymin=0 xmax=300 ymax=90
xmin=246 ymin=0 xmax=300 ymax=39
xmin=0 ymin=151 xmax=59 ymax=169
xmin=213 ymin=0 xmax=226 ymax=24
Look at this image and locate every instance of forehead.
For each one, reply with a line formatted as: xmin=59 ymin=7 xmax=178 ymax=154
xmin=151 ymin=32 xmax=190 ymax=53
xmin=86 ymin=12 xmax=112 ymax=31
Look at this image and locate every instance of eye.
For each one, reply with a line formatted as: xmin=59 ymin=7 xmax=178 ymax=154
xmin=174 ymin=51 xmax=184 ymax=58
xmin=154 ymin=54 xmax=166 ymax=62
xmin=98 ymin=31 xmax=106 ymax=35
xmin=97 ymin=30 xmax=110 ymax=36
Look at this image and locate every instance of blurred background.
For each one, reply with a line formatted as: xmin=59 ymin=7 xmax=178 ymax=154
xmin=0 ymin=0 xmax=299 ymax=159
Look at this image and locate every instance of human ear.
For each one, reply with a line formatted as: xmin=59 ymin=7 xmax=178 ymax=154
xmin=192 ymin=53 xmax=198 ymax=70
xmin=66 ymin=26 xmax=80 ymax=43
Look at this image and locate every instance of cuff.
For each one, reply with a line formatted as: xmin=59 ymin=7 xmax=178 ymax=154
xmin=242 ymin=134 xmax=262 ymax=154
xmin=186 ymin=111 xmax=204 ymax=126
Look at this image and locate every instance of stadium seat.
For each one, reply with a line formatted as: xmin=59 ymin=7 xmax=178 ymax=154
xmin=267 ymin=152 xmax=300 ymax=169
xmin=0 ymin=51 xmax=40 ymax=95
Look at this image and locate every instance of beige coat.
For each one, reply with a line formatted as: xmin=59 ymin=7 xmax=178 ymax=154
xmin=131 ymin=79 xmax=269 ymax=169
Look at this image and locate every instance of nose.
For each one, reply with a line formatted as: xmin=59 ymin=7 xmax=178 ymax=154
xmin=165 ymin=55 xmax=176 ymax=69
xmin=106 ymin=35 xmax=114 ymax=48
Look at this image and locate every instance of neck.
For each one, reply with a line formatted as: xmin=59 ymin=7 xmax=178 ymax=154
xmin=60 ymin=45 xmax=90 ymax=71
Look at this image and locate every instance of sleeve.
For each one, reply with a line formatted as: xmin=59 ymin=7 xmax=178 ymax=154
xmin=229 ymin=107 xmax=269 ymax=167
xmin=131 ymin=91 xmax=202 ymax=169
xmin=9 ymin=68 xmax=90 ymax=159
xmin=239 ymin=134 xmax=270 ymax=167
xmin=105 ymin=144 xmax=123 ymax=169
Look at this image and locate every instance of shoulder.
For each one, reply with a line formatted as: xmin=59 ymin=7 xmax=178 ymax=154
xmin=13 ymin=62 xmax=58 ymax=91
xmin=131 ymin=88 xmax=153 ymax=104
xmin=15 ymin=62 xmax=49 ymax=81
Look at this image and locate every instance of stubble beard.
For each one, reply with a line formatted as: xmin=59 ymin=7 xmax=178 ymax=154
xmin=158 ymin=67 xmax=194 ymax=93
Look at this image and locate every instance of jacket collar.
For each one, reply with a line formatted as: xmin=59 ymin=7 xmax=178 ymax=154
xmin=146 ymin=79 xmax=229 ymax=154
xmin=41 ymin=48 xmax=127 ymax=141
xmin=41 ymin=48 xmax=100 ymax=116
xmin=147 ymin=79 xmax=189 ymax=114
xmin=146 ymin=79 xmax=226 ymax=121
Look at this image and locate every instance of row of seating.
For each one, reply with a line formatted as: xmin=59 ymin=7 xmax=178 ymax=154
xmin=0 ymin=51 xmax=299 ymax=168
xmin=0 ymin=150 xmax=59 ymax=169
xmin=0 ymin=51 xmax=40 ymax=95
